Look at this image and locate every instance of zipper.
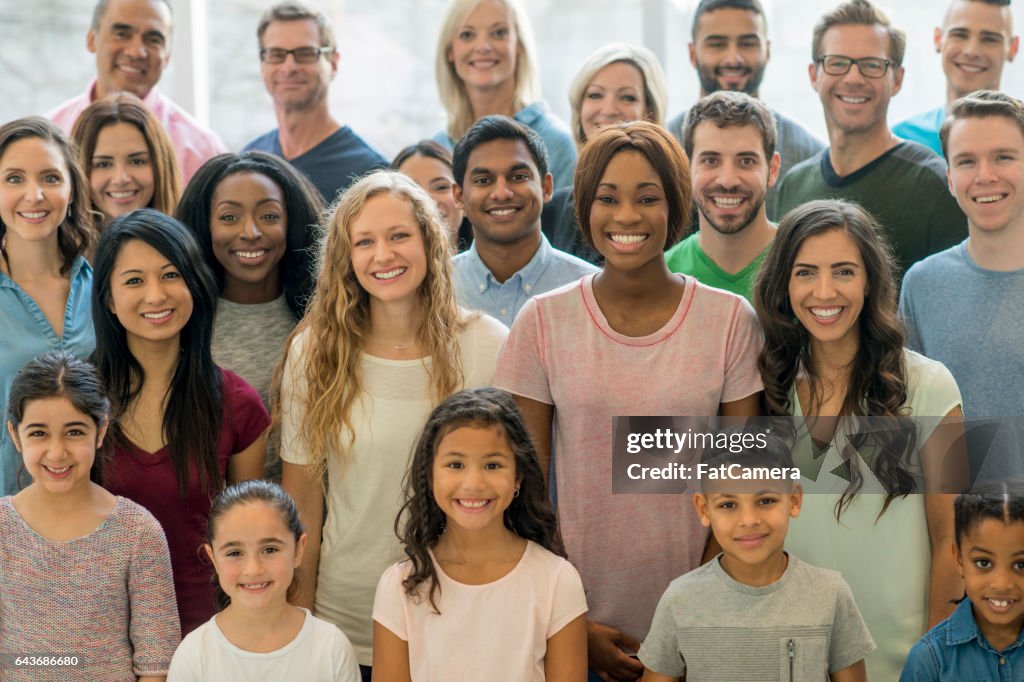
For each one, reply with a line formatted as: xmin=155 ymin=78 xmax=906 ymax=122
xmin=789 ymin=638 xmax=795 ymax=681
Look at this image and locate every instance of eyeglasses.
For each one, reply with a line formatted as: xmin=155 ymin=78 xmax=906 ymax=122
xmin=817 ymin=55 xmax=893 ymax=78
xmin=259 ymin=46 xmax=331 ymax=64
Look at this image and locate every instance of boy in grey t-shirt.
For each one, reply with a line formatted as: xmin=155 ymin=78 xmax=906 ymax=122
xmin=639 ymin=438 xmax=874 ymax=681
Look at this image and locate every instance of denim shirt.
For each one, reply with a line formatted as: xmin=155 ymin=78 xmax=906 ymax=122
xmin=0 ymin=257 xmax=95 ymax=494
xmin=451 ymin=234 xmax=597 ymax=327
xmin=900 ymin=598 xmax=1024 ymax=682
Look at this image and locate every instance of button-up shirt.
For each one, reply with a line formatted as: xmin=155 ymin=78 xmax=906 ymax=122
xmin=900 ymin=598 xmax=1024 ymax=682
xmin=451 ymin=234 xmax=597 ymax=326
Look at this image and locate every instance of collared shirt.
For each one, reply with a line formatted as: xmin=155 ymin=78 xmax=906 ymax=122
xmin=900 ymin=598 xmax=1024 ymax=682
xmin=47 ymin=79 xmax=227 ymax=183
xmin=451 ymin=234 xmax=597 ymax=326
xmin=0 ymin=257 xmax=95 ymax=495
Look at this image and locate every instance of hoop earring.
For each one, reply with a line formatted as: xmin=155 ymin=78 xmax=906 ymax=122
xmin=513 ymin=487 xmax=520 ymax=498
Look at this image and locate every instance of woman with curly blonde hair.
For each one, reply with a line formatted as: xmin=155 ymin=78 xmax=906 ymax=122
xmin=275 ymin=170 xmax=507 ymax=679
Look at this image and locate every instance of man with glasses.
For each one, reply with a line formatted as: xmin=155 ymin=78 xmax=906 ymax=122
xmin=894 ymin=0 xmax=1018 ymax=157
xmin=48 ymin=0 xmax=227 ymax=183
xmin=776 ymin=0 xmax=966 ymax=279
xmin=244 ymin=1 xmax=385 ymax=203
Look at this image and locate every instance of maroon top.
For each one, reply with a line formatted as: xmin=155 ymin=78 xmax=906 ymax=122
xmin=104 ymin=369 xmax=270 ymax=635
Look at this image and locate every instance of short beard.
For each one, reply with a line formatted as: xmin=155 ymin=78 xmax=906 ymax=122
xmin=696 ymin=61 xmax=767 ymax=97
xmin=696 ymin=194 xmax=765 ymax=235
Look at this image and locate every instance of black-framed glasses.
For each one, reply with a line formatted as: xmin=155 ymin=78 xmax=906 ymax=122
xmin=259 ymin=46 xmax=331 ymax=64
xmin=817 ymin=55 xmax=893 ymax=78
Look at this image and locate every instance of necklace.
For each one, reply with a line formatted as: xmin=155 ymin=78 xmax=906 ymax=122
xmin=392 ymin=342 xmax=415 ymax=351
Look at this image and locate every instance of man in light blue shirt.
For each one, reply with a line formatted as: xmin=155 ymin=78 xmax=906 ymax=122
xmin=451 ymin=116 xmax=596 ymax=326
xmin=894 ymin=0 xmax=1018 ymax=156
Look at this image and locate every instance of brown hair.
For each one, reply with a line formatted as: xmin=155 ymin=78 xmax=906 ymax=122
xmin=940 ymin=90 xmax=1024 ymax=161
xmin=812 ymin=0 xmax=906 ymax=67
xmin=683 ymin=90 xmax=778 ymax=160
xmin=257 ymin=1 xmax=337 ymax=54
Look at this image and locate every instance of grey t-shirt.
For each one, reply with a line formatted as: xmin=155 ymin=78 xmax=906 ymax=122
xmin=639 ymin=554 xmax=874 ymax=680
xmin=211 ymin=295 xmax=296 ymax=408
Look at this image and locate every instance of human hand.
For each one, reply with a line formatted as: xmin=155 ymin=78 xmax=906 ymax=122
xmin=587 ymin=619 xmax=644 ymax=681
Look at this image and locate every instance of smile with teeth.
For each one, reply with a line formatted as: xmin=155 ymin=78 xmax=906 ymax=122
xmin=43 ymin=464 xmax=71 ymax=475
xmin=234 ymin=249 xmax=267 ymax=259
xmin=711 ymin=196 xmax=745 ymax=208
xmin=838 ymin=95 xmax=868 ymax=104
xmin=455 ymin=499 xmax=492 ymax=510
xmin=107 ymin=190 xmax=138 ymax=199
xmin=987 ymin=597 xmax=1017 ymax=611
xmin=116 ymin=63 xmax=143 ymax=75
xmin=609 ymin=233 xmax=649 ymax=244
xmin=240 ymin=581 xmax=271 ymax=591
xmin=373 ymin=267 xmax=406 ymax=280
xmin=18 ymin=210 xmax=49 ymax=219
xmin=955 ymin=63 xmax=986 ymax=73
xmin=809 ymin=306 xmax=843 ymax=320
xmin=141 ymin=309 xmax=173 ymax=320
xmin=975 ymin=194 xmax=1007 ymax=204
xmin=487 ymin=207 xmax=518 ymax=217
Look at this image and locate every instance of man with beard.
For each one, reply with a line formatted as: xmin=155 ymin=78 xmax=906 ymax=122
xmin=665 ymin=92 xmax=778 ymax=302
xmin=666 ymin=0 xmax=823 ymax=220
xmin=776 ymin=0 xmax=967 ymax=281
xmin=243 ymin=1 xmax=385 ymax=203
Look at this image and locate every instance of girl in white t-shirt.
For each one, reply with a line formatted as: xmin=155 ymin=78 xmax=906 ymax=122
xmin=372 ymin=388 xmax=588 ymax=681
xmin=167 ymin=480 xmax=359 ymax=682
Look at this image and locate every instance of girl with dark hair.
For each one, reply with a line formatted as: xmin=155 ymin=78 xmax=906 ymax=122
xmin=72 ymin=92 xmax=181 ymax=226
xmin=753 ymin=198 xmax=965 ymax=680
xmin=91 ymin=208 xmax=269 ymax=636
xmin=902 ymin=483 xmax=1024 ymax=680
xmin=372 ymin=387 xmax=587 ymax=681
xmin=1 ymin=351 xmax=179 ymax=682
xmin=167 ymin=480 xmax=359 ymax=681
xmin=0 ymin=116 xmax=98 ymax=496
xmin=495 ymin=121 xmax=762 ymax=681
xmin=391 ymin=140 xmax=470 ymax=252
xmin=176 ymin=151 xmax=323 ymax=413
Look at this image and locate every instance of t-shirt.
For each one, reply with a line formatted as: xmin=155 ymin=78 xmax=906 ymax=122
xmin=639 ymin=554 xmax=874 ymax=680
xmin=279 ymin=312 xmax=508 ymax=665
xmin=775 ymin=142 xmax=967 ymax=281
xmin=893 ymin=107 xmax=945 ymax=158
xmin=167 ymin=608 xmax=360 ymax=682
xmin=211 ymin=296 xmax=296 ymax=408
xmin=493 ymin=274 xmax=763 ymax=641
xmin=103 ymin=369 xmax=271 ymax=636
xmin=667 ymin=107 xmax=825 ymax=221
xmin=372 ymin=541 xmax=587 ymax=682
xmin=0 ymin=495 xmax=180 ymax=682
xmin=664 ymin=232 xmax=771 ymax=303
xmin=244 ymin=126 xmax=387 ymax=204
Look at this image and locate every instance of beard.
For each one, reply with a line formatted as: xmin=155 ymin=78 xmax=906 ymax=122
xmin=695 ymin=190 xmax=766 ymax=235
xmin=696 ymin=61 xmax=767 ymax=97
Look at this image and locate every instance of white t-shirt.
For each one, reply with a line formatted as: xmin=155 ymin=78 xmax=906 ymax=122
xmin=373 ymin=541 xmax=588 ymax=681
xmin=166 ymin=608 xmax=359 ymax=682
xmin=279 ymin=311 xmax=508 ymax=664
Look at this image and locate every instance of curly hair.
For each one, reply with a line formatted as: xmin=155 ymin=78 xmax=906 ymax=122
xmin=271 ymin=171 xmax=468 ymax=487
xmin=396 ymin=388 xmax=564 ymax=613
xmin=753 ymin=199 xmax=915 ymax=519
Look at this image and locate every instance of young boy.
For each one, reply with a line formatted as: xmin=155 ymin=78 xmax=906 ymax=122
xmin=639 ymin=435 xmax=875 ymax=681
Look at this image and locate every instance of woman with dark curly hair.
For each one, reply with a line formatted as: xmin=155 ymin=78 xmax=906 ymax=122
xmin=753 ymin=198 xmax=965 ymax=680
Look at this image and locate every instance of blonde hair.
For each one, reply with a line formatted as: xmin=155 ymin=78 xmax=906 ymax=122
xmin=568 ymin=43 xmax=668 ymax=148
xmin=272 ymin=171 xmax=467 ymax=485
xmin=435 ymin=0 xmax=541 ymax=141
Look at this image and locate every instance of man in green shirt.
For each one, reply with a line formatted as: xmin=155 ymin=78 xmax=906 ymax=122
xmin=665 ymin=91 xmax=780 ymax=302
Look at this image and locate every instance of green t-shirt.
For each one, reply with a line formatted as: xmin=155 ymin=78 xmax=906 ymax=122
xmin=664 ymin=232 xmax=769 ymax=303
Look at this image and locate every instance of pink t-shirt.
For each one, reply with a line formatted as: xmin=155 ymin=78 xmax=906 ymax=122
xmin=493 ymin=274 xmax=763 ymax=641
xmin=373 ymin=541 xmax=587 ymax=681
xmin=103 ymin=369 xmax=270 ymax=635
xmin=47 ymin=80 xmax=228 ymax=183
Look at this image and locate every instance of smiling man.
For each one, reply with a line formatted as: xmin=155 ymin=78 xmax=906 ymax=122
xmin=665 ymin=91 xmax=779 ymax=302
xmin=666 ymin=0 xmax=823 ymax=220
xmin=894 ymin=0 xmax=1019 ymax=157
xmin=776 ymin=0 xmax=967 ymax=281
xmin=47 ymin=0 xmax=226 ymax=183
xmin=243 ymin=1 xmax=385 ymax=204
xmin=451 ymin=116 xmax=596 ymax=326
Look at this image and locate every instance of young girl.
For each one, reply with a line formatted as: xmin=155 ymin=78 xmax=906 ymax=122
xmin=900 ymin=484 xmax=1024 ymax=680
xmin=91 ymin=209 xmax=269 ymax=635
xmin=434 ymin=0 xmax=576 ymax=190
xmin=0 ymin=117 xmax=97 ymax=495
xmin=275 ymin=171 xmax=507 ymax=677
xmin=372 ymin=387 xmax=588 ymax=681
xmin=71 ymin=92 xmax=181 ymax=227
xmin=167 ymin=480 xmax=359 ymax=681
xmin=0 ymin=351 xmax=179 ymax=682
xmin=754 ymin=199 xmax=965 ymax=680
xmin=494 ymin=121 xmax=762 ymax=681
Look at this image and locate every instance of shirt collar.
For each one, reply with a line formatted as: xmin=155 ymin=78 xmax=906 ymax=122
xmin=464 ymin=233 xmax=554 ymax=294
xmin=948 ymin=598 xmax=1024 ymax=652
xmin=514 ymin=101 xmax=548 ymax=127
xmin=87 ymin=78 xmax=163 ymax=110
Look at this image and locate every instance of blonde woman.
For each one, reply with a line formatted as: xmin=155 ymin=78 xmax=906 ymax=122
xmin=276 ymin=171 xmax=507 ymax=679
xmin=434 ymin=0 xmax=576 ymax=190
xmin=543 ymin=43 xmax=668 ymax=265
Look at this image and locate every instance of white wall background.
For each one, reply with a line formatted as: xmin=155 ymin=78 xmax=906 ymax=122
xmin=3 ymin=0 xmax=1022 ymax=159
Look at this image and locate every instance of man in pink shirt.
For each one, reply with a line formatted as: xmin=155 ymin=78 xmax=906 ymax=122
xmin=47 ymin=0 xmax=227 ymax=183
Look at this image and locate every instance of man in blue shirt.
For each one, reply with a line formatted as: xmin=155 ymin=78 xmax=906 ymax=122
xmin=451 ymin=116 xmax=596 ymax=326
xmin=243 ymin=2 xmax=385 ymax=204
xmin=894 ymin=0 xmax=1018 ymax=156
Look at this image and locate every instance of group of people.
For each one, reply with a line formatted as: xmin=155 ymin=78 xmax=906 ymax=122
xmin=0 ymin=0 xmax=1023 ymax=680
